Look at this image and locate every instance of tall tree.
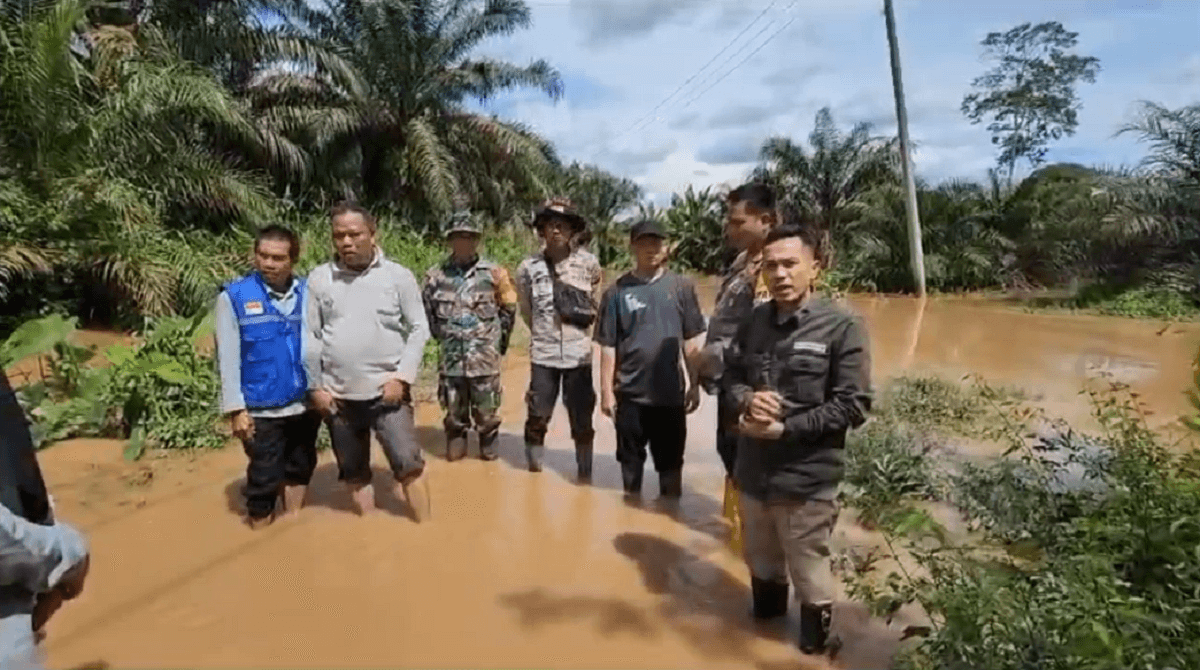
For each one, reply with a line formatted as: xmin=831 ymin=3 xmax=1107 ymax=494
xmin=751 ymin=107 xmax=898 ymax=236
xmin=961 ymin=21 xmax=1100 ymax=181
xmin=257 ymin=0 xmax=564 ymax=227
xmin=0 ymin=0 xmax=270 ymax=320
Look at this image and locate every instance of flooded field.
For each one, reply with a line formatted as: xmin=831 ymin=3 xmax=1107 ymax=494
xmin=21 ymin=286 xmax=1200 ymax=669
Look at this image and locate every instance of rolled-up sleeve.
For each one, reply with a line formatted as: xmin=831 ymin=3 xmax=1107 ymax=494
xmin=214 ymin=292 xmax=245 ymax=414
xmin=782 ymin=317 xmax=873 ymax=441
xmin=0 ymin=505 xmax=88 ymax=596
xmin=395 ymin=267 xmax=430 ymax=385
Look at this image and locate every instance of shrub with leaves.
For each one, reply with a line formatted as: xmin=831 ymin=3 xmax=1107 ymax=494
xmin=3 ymin=312 xmax=224 ymax=458
xmin=844 ymin=378 xmax=1200 ymax=670
xmin=98 ymin=311 xmax=223 ymax=460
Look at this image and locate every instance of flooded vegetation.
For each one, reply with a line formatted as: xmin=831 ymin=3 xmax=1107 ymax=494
xmin=3 ymin=2 xmax=1199 ymax=669
xmin=6 ymin=289 xmax=1196 ymax=669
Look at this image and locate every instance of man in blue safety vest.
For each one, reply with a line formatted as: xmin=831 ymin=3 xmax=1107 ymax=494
xmin=215 ymin=225 xmax=322 ymax=529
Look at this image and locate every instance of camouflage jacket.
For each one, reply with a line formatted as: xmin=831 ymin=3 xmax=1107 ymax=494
xmin=422 ymin=255 xmax=518 ymax=378
xmin=700 ymin=249 xmax=770 ymax=391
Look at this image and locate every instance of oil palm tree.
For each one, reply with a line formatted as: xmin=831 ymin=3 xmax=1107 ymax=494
xmin=1102 ymin=101 xmax=1200 ymax=242
xmin=662 ymin=185 xmax=724 ymax=273
xmin=0 ymin=0 xmax=273 ymax=320
xmin=837 ymin=177 xmax=1016 ymax=292
xmin=750 ymin=106 xmax=899 ymax=235
xmin=253 ymin=0 xmax=564 ymax=227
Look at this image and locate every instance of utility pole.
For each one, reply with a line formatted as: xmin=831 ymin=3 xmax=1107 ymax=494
xmin=883 ymin=0 xmax=926 ymax=296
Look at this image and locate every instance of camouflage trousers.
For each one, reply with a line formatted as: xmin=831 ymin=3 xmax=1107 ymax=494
xmin=437 ymin=374 xmax=503 ymax=450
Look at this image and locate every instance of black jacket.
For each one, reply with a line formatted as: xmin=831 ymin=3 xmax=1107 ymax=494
xmin=724 ymin=297 xmax=873 ymax=502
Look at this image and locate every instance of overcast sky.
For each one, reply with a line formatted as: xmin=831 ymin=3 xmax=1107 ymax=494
xmin=461 ymin=0 xmax=1200 ymax=205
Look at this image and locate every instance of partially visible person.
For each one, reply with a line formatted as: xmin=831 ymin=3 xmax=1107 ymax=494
xmin=596 ymin=219 xmax=706 ymax=500
xmin=699 ymin=182 xmax=777 ymax=475
xmin=514 ymin=198 xmax=603 ymax=478
xmin=215 ymin=225 xmax=322 ymax=529
xmin=422 ymin=211 xmax=518 ymax=461
xmin=2 ymin=369 xmax=90 ymax=670
xmin=305 ymin=202 xmax=432 ymax=521
xmin=697 ymin=182 xmax=778 ymax=552
xmin=724 ymin=218 xmax=872 ymax=657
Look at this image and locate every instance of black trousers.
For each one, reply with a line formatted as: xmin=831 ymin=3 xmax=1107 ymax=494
xmin=242 ymin=410 xmax=321 ymax=519
xmin=524 ymin=364 xmax=596 ymax=446
xmin=614 ymin=396 xmax=687 ymax=473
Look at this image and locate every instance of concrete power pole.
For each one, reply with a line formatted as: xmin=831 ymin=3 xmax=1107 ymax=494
xmin=883 ymin=0 xmax=926 ymax=296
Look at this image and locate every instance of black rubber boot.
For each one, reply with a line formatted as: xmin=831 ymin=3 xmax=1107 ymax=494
xmin=446 ymin=435 xmax=467 ymax=461
xmin=659 ymin=469 xmax=683 ymax=498
xmin=751 ymin=578 xmax=789 ymax=619
xmin=575 ymin=440 xmax=593 ymax=481
xmin=798 ymin=602 xmax=834 ymax=655
xmin=525 ymin=444 xmax=544 ymax=472
xmin=479 ymin=419 xmax=501 ymax=461
xmin=621 ymin=462 xmax=643 ymax=497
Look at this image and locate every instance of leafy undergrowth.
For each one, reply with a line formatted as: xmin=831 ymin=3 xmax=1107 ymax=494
xmin=1023 ymin=276 xmax=1200 ymax=321
xmin=842 ymin=374 xmax=1200 ymax=670
xmin=2 ymin=312 xmax=224 ymax=459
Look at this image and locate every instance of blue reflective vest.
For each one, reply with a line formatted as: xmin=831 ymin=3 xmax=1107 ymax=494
xmin=223 ymin=272 xmax=308 ymax=410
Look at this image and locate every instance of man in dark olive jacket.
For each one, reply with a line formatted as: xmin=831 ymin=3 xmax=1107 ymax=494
xmin=724 ymin=218 xmax=873 ymax=657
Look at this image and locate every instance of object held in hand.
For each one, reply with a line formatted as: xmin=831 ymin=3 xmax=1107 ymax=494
xmin=738 ymin=413 xmax=783 ymax=440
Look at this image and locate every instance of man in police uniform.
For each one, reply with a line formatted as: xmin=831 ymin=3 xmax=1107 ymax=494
xmin=697 ymin=183 xmax=778 ymax=550
xmin=422 ymin=211 xmax=518 ymax=461
xmin=515 ymin=198 xmax=603 ymax=478
xmin=215 ymin=225 xmax=321 ymax=529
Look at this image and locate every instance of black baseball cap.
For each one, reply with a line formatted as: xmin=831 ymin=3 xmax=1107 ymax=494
xmin=629 ymin=219 xmax=667 ymax=241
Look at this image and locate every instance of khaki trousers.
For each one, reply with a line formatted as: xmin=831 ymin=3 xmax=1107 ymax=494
xmin=740 ymin=495 xmax=840 ymax=605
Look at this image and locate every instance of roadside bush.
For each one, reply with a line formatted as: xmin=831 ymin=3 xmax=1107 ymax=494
xmin=843 ymin=377 xmax=1200 ymax=670
xmin=2 ymin=313 xmax=223 ymax=458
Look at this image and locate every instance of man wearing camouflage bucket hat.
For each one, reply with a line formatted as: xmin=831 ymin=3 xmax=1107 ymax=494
xmin=515 ymin=198 xmax=603 ymax=477
xmin=421 ymin=210 xmax=519 ymax=461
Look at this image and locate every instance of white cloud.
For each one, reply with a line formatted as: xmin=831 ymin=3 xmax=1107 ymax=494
xmin=467 ymin=0 xmax=1199 ymax=197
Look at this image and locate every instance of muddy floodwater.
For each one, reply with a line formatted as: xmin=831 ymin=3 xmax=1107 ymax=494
xmin=26 ymin=288 xmax=1200 ymax=670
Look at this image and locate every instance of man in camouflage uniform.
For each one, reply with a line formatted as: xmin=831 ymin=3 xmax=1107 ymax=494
xmin=515 ymin=198 xmax=603 ymax=478
xmin=422 ymin=211 xmax=518 ymax=461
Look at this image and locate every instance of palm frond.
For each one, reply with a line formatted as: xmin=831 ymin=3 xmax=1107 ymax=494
xmin=405 ymin=113 xmax=460 ymax=220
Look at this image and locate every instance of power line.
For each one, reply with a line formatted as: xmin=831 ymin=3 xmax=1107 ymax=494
xmin=591 ymin=0 xmax=798 ymax=163
xmin=676 ymin=6 xmax=798 ymax=110
xmin=587 ymin=4 xmax=779 ymax=162
xmin=663 ymin=1 xmax=796 ymax=115
xmin=612 ymin=1 xmax=779 ymax=139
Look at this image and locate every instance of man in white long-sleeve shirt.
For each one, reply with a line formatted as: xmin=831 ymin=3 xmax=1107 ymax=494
xmin=305 ymin=202 xmax=432 ymax=521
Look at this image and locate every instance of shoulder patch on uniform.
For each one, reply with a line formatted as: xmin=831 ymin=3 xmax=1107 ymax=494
xmin=244 ymin=300 xmax=264 ymax=315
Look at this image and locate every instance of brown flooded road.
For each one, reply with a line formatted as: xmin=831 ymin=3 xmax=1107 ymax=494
xmin=28 ymin=288 xmax=1200 ymax=670
xmin=849 ymin=294 xmax=1200 ymax=433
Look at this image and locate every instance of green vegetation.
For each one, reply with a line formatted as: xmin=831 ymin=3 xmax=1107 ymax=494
xmin=1 ymin=3 xmax=1197 ymax=329
xmin=841 ymin=375 xmax=1200 ymax=670
xmin=2 ymin=4 xmax=1197 ymax=662
xmin=1 ymin=312 xmax=223 ymax=459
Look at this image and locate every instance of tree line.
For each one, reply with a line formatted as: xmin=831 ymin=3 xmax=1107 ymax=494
xmin=1 ymin=2 xmax=1196 ymax=334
